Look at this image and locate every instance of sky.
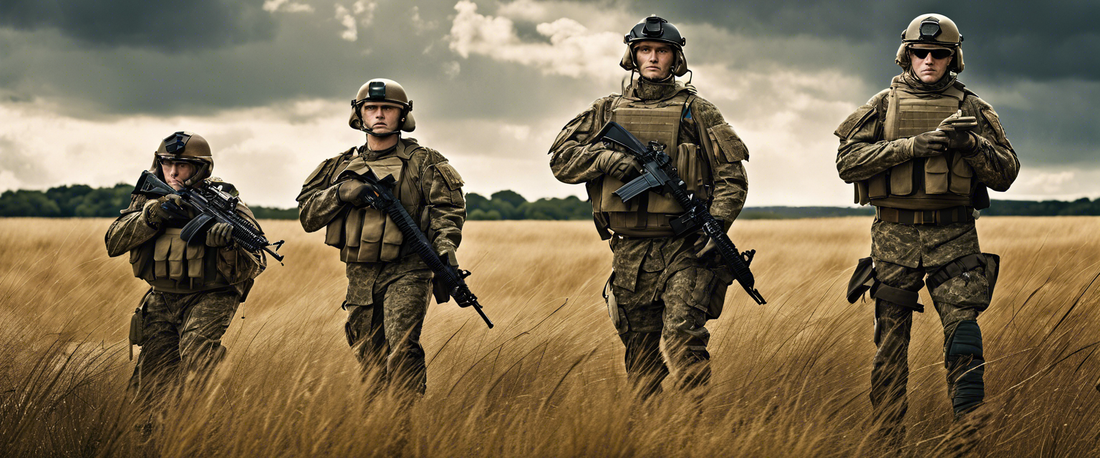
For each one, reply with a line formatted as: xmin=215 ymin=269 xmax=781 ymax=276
xmin=1 ymin=0 xmax=1097 ymax=208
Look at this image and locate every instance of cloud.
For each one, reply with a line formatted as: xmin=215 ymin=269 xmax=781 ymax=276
xmin=0 ymin=0 xmax=277 ymax=52
xmin=263 ymin=0 xmax=314 ymax=13
xmin=335 ymin=4 xmax=358 ymax=41
xmin=447 ymin=0 xmax=624 ymax=81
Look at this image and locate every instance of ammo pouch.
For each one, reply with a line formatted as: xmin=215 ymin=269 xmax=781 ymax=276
xmin=926 ymin=253 xmax=1000 ymax=304
xmin=847 ymin=256 xmax=924 ymax=312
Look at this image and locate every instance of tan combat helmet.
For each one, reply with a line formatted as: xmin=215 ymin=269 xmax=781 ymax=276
xmin=896 ymin=13 xmax=965 ymax=73
xmin=349 ymin=78 xmax=416 ymax=137
xmin=619 ymin=15 xmax=689 ymax=78
xmin=152 ymin=131 xmax=213 ymax=187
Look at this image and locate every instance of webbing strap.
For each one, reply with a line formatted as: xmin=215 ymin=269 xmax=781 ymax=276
xmin=876 ymin=206 xmax=974 ymax=225
xmin=871 ymin=281 xmax=924 ymax=313
xmin=927 ymin=254 xmax=985 ymax=292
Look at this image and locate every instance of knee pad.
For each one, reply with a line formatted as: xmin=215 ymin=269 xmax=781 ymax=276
xmin=945 ymin=320 xmax=984 ymax=415
xmin=604 ymin=273 xmax=629 ymax=334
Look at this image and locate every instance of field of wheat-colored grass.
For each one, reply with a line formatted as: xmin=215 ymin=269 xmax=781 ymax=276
xmin=1 ymin=217 xmax=1098 ymax=457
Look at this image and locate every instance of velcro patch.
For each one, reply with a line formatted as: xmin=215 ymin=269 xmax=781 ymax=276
xmin=707 ymin=124 xmax=749 ymax=162
xmin=435 ymin=162 xmax=464 ymax=190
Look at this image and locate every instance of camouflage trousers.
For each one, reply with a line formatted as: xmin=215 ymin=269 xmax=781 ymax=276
xmin=129 ymin=288 xmax=240 ymax=412
xmin=608 ymin=237 xmax=727 ymax=398
xmin=871 ymin=258 xmax=990 ymax=437
xmin=343 ymin=262 xmax=432 ymax=396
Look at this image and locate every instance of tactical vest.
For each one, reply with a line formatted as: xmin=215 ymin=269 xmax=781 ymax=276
xmin=855 ymin=83 xmax=975 ymax=210
xmin=130 ymin=227 xmax=229 ymax=293
xmin=591 ymin=90 xmax=713 ymax=237
xmin=324 ymin=142 xmax=424 ymax=263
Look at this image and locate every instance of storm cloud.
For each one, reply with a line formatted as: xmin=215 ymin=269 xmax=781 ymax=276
xmin=0 ymin=0 xmax=1096 ymax=206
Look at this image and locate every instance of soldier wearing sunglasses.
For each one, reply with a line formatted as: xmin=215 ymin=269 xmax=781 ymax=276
xmin=834 ymin=13 xmax=1020 ymax=451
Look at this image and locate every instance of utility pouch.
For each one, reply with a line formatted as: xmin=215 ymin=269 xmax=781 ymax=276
xmin=128 ymin=307 xmax=143 ymax=360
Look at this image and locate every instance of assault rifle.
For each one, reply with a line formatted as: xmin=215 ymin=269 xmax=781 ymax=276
xmin=337 ymin=168 xmax=494 ymax=329
xmin=593 ymin=121 xmax=766 ymax=305
xmin=134 ymin=170 xmax=285 ymax=263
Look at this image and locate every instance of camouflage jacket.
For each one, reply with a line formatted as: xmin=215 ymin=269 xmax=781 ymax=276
xmin=835 ymin=74 xmax=1019 ymax=191
xmin=549 ymin=77 xmax=749 ymax=224
xmin=835 ymin=74 xmax=1020 ymax=268
xmin=550 ymin=77 xmax=748 ymax=294
xmin=297 ymin=137 xmax=466 ymax=262
xmin=104 ymin=178 xmax=267 ymax=297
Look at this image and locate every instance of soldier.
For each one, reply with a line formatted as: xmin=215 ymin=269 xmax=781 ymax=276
xmin=105 ymin=131 xmax=267 ymax=422
xmin=549 ymin=16 xmax=749 ymax=399
xmin=835 ymin=13 xmax=1019 ymax=447
xmin=297 ymin=79 xmax=466 ymax=397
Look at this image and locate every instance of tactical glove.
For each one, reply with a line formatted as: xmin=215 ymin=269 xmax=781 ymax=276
xmin=910 ymin=131 xmax=950 ymax=158
xmin=436 ymin=242 xmax=460 ymax=267
xmin=144 ymin=194 xmax=190 ymax=227
xmin=205 ymin=222 xmax=233 ymax=247
xmin=937 ymin=110 xmax=979 ymax=155
xmin=337 ymin=180 xmax=371 ymax=207
xmin=692 ymin=219 xmax=727 ymax=259
xmin=594 ymin=149 xmax=643 ymax=182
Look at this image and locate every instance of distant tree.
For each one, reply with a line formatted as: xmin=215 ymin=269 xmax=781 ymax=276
xmin=490 ymin=190 xmax=527 ymax=209
xmin=0 ymin=190 xmax=61 ymax=216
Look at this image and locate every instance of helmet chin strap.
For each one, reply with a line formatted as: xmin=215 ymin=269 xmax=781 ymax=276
xmin=365 ymin=128 xmax=401 ymax=138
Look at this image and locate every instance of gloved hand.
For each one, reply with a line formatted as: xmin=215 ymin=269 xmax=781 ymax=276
xmin=910 ymin=131 xmax=950 ymax=158
xmin=437 ymin=244 xmax=459 ymax=267
xmin=205 ymin=222 xmax=233 ymax=247
xmin=692 ymin=219 xmax=726 ymax=259
xmin=937 ymin=110 xmax=979 ymax=154
xmin=337 ymin=180 xmax=371 ymax=207
xmin=594 ymin=149 xmax=643 ymax=181
xmin=144 ymin=194 xmax=190 ymax=227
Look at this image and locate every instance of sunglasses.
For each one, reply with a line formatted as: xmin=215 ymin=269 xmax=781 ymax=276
xmin=911 ymin=48 xmax=954 ymax=60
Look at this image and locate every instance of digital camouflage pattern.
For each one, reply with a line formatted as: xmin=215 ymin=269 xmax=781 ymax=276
xmin=297 ymin=137 xmax=465 ymax=259
xmin=128 ymin=290 xmax=240 ymax=407
xmin=105 ymin=179 xmax=266 ymax=419
xmin=298 ymin=137 xmax=465 ymax=396
xmin=835 ymin=72 xmax=1019 ymax=441
xmin=550 ymin=76 xmax=748 ymax=396
xmin=344 ymin=264 xmax=432 ymax=394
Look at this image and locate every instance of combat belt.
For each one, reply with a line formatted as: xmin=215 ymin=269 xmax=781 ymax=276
xmin=847 ymin=253 xmax=1000 ymax=312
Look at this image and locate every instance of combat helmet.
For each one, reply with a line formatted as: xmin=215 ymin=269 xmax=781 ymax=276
xmin=896 ymin=13 xmax=964 ymax=73
xmin=349 ymin=78 xmax=416 ymax=136
xmin=152 ymin=131 xmax=213 ymax=187
xmin=619 ymin=15 xmax=689 ymax=78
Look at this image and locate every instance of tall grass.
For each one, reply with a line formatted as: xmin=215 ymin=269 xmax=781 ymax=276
xmin=0 ymin=217 xmax=1098 ymax=456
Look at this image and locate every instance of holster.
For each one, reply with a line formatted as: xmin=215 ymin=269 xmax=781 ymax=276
xmin=926 ymin=253 xmax=1000 ymax=304
xmin=128 ymin=305 xmax=144 ymax=361
xmin=846 ymin=256 xmax=923 ymax=312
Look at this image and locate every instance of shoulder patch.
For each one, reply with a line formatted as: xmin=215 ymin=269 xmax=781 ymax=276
xmin=707 ymin=123 xmax=749 ymax=162
xmin=835 ymin=104 xmax=877 ymax=139
xmin=978 ymin=105 xmax=1011 ymax=147
xmin=434 ymin=162 xmax=464 ymax=191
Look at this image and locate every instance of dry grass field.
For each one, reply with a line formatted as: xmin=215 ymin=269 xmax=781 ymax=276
xmin=1 ymin=216 xmax=1099 ymax=457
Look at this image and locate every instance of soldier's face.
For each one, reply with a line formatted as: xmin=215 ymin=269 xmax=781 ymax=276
xmin=160 ymin=159 xmax=195 ymax=191
xmin=909 ymin=46 xmax=952 ymax=83
xmin=360 ymin=102 xmax=403 ymax=134
xmin=634 ymin=41 xmax=674 ymax=80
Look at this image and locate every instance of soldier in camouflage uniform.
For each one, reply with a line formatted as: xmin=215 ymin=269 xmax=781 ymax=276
xmin=835 ymin=14 xmax=1019 ymax=445
xmin=298 ymin=79 xmax=465 ymax=396
xmin=549 ymin=16 xmax=749 ymax=398
xmin=105 ymin=131 xmax=267 ymax=417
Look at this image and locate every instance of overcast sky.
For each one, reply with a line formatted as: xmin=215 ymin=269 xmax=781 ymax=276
xmin=1 ymin=0 xmax=1097 ymax=208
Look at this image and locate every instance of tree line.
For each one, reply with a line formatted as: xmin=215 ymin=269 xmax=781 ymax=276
xmin=2 ymin=184 xmax=1099 ymax=219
